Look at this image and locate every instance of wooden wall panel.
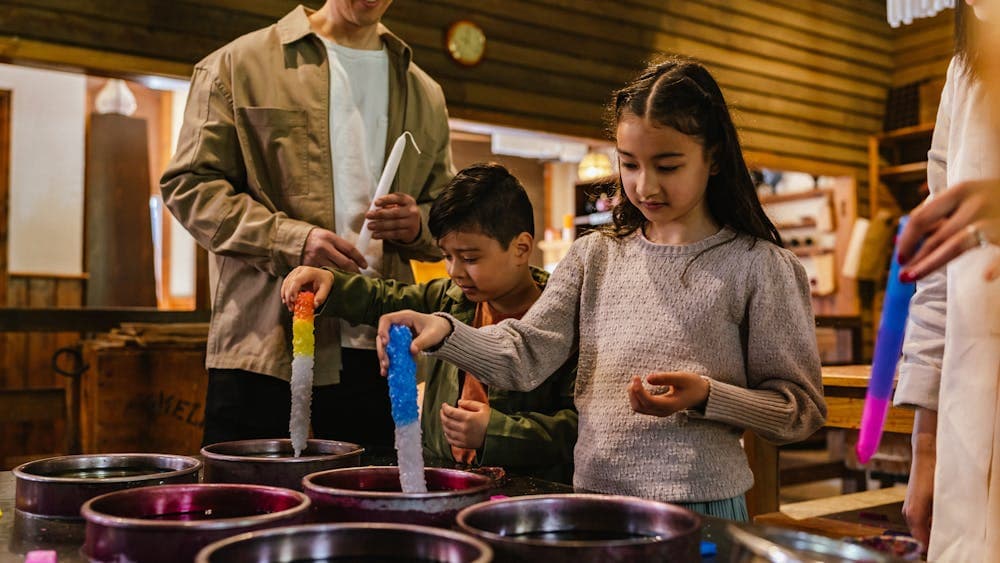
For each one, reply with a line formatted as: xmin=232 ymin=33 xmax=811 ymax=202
xmin=892 ymin=11 xmax=954 ymax=87
xmin=1 ymin=274 xmax=85 ymax=467
xmin=1 ymin=0 xmax=892 ymax=185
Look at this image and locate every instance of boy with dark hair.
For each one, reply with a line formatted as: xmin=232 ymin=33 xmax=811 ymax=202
xmin=281 ymin=163 xmax=576 ymax=482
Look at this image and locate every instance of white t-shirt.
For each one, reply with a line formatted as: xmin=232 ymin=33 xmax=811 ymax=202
xmin=321 ymin=37 xmax=389 ymax=350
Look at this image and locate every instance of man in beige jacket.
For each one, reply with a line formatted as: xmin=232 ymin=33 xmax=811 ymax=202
xmin=161 ymin=0 xmax=453 ymax=449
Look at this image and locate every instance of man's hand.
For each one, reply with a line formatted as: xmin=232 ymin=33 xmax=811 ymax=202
xmin=440 ymin=399 xmax=490 ymax=450
xmin=302 ymin=228 xmax=368 ymax=273
xmin=366 ymin=193 xmax=421 ymax=244
xmin=281 ymin=266 xmax=334 ymax=312
xmin=376 ymin=311 xmax=453 ymax=376
xmin=627 ymin=372 xmax=710 ymax=417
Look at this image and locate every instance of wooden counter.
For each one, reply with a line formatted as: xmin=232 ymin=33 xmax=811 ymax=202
xmin=821 ymin=365 xmax=914 ymax=434
xmin=745 ymin=365 xmax=915 ymax=517
xmin=755 ymin=486 xmax=909 ymax=538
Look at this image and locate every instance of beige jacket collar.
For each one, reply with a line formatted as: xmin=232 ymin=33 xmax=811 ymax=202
xmin=276 ymin=5 xmax=412 ymax=67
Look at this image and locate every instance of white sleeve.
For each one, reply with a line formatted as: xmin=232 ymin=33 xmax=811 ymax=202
xmin=893 ymin=58 xmax=956 ymax=410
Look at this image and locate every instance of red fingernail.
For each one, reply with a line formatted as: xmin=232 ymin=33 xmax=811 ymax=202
xmin=900 ymin=271 xmax=916 ymax=283
xmin=898 ymin=252 xmax=908 ymax=264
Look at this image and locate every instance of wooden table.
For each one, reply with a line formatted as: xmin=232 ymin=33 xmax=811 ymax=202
xmin=744 ymin=365 xmax=915 ymax=518
xmin=755 ymin=486 xmax=909 ymax=538
xmin=821 ymin=365 xmax=914 ymax=434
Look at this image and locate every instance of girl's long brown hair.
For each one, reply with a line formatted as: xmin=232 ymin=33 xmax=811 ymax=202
xmin=955 ymin=1 xmax=980 ymax=78
xmin=601 ymin=56 xmax=782 ymax=249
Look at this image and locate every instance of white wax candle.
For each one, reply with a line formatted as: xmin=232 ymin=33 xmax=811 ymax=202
xmin=356 ymin=131 xmax=421 ymax=257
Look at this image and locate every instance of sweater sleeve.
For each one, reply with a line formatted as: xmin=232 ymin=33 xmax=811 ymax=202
xmin=430 ymin=237 xmax=587 ymax=392
xmin=893 ymin=58 xmax=955 ymax=411
xmin=701 ymin=246 xmax=827 ymax=445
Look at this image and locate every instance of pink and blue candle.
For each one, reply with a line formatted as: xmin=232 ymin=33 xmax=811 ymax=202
xmin=856 ymin=217 xmax=917 ymax=464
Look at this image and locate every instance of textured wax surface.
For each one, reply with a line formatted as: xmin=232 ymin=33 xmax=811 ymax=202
xmin=386 ymin=324 xmax=426 ymax=492
xmin=386 ymin=324 xmax=419 ymax=426
xmin=395 ymin=422 xmax=428 ymax=492
xmin=290 ymin=291 xmax=316 ymax=457
xmin=292 ymin=291 xmax=316 ymax=356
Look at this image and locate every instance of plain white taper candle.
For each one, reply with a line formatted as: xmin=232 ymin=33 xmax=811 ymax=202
xmin=355 ymin=131 xmax=421 ymax=257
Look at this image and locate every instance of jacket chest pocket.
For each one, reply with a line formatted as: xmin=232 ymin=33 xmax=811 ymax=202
xmin=395 ymin=139 xmax=435 ymax=197
xmin=237 ymin=107 xmax=309 ymax=196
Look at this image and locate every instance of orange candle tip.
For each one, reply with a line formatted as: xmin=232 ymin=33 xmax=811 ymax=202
xmin=294 ymin=291 xmax=315 ymax=320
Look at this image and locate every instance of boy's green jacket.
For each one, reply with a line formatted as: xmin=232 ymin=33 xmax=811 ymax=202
xmin=321 ymin=266 xmax=577 ymax=483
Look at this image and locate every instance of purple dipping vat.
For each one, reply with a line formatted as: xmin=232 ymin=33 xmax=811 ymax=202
xmin=14 ymin=453 xmax=201 ymax=520
xmin=303 ymin=466 xmax=494 ymax=528
xmin=81 ymin=483 xmax=310 ymax=563
xmin=201 ymin=438 xmax=363 ymax=490
xmin=456 ymin=494 xmax=703 ymax=563
xmin=196 ymin=522 xmax=493 ymax=562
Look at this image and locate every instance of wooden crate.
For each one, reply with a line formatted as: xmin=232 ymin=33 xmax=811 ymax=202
xmin=80 ymin=337 xmax=207 ymax=456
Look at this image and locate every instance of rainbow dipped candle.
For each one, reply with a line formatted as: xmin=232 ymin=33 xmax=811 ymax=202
xmin=290 ymin=291 xmax=316 ymax=458
xmin=856 ymin=217 xmax=917 ymax=464
xmin=386 ymin=324 xmax=427 ymax=492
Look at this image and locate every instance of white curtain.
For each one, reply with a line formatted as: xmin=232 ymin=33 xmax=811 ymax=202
xmin=887 ymin=0 xmax=954 ymax=27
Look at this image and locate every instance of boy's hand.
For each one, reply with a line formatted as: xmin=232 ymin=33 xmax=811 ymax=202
xmin=281 ymin=266 xmax=334 ymax=312
xmin=627 ymin=372 xmax=710 ymax=417
xmin=376 ymin=311 xmax=452 ymax=376
xmin=366 ymin=193 xmax=421 ymax=244
xmin=440 ymin=400 xmax=490 ymax=450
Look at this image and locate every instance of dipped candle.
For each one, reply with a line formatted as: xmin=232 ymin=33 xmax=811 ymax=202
xmin=856 ymin=217 xmax=917 ymax=464
xmin=385 ymin=324 xmax=427 ymax=492
xmin=290 ymin=291 xmax=316 ymax=458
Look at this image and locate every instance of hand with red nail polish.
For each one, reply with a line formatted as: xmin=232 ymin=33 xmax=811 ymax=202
xmin=897 ymin=179 xmax=1000 ymax=281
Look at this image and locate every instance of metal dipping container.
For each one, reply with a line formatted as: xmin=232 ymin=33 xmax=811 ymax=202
xmin=303 ymin=466 xmax=495 ymax=528
xmin=201 ymin=438 xmax=364 ymax=490
xmin=456 ymin=493 xmax=703 ymax=562
xmin=13 ymin=453 xmax=201 ymax=519
xmin=81 ymin=483 xmax=310 ymax=563
xmin=195 ymin=522 xmax=494 ymax=562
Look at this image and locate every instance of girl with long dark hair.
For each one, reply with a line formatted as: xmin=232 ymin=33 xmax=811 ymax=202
xmin=376 ymin=57 xmax=826 ymax=520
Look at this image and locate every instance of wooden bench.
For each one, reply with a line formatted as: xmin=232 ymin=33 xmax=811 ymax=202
xmin=754 ymin=486 xmax=908 ymax=539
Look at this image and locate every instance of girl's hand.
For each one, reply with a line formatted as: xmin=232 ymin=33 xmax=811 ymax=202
xmin=898 ymin=179 xmax=1000 ymax=281
xmin=440 ymin=400 xmax=491 ymax=449
xmin=627 ymin=372 xmax=710 ymax=417
xmin=376 ymin=311 xmax=452 ymax=376
xmin=281 ymin=266 xmax=334 ymax=311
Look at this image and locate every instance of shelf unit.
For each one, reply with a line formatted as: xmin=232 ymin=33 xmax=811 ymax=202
xmin=573 ymin=177 xmax=617 ymax=237
xmin=759 ymin=188 xmax=833 ymax=206
xmin=867 ymin=123 xmax=935 ymax=355
xmin=868 ymin=123 xmax=935 ymax=217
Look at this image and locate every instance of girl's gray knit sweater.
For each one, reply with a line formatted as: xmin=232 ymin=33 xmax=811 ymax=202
xmin=432 ymin=228 xmax=826 ymax=502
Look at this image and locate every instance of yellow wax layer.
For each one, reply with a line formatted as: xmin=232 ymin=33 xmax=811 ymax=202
xmin=292 ymin=318 xmax=315 ymax=355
